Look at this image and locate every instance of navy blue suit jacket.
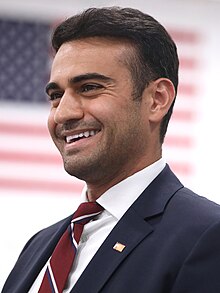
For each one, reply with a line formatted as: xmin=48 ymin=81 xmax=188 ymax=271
xmin=3 ymin=165 xmax=220 ymax=292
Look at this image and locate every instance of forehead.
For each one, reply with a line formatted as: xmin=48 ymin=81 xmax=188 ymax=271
xmin=50 ymin=37 xmax=133 ymax=79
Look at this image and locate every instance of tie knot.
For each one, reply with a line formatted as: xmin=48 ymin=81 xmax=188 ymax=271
xmin=72 ymin=202 xmax=103 ymax=224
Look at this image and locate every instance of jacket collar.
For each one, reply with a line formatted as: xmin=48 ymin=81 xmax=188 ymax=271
xmin=71 ymin=165 xmax=183 ymax=293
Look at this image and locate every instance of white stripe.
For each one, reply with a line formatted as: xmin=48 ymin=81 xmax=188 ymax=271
xmin=70 ymin=222 xmax=78 ymax=248
xmin=72 ymin=236 xmax=78 ymax=249
xmin=48 ymin=263 xmax=59 ymax=293
xmin=71 ymin=211 xmax=101 ymax=223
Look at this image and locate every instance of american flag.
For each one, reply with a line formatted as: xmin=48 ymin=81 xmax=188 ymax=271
xmin=0 ymin=18 xmax=83 ymax=197
xmin=0 ymin=17 xmax=201 ymax=196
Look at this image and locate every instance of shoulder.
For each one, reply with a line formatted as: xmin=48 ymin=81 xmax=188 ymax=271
xmin=161 ymin=186 xmax=220 ymax=244
xmin=158 ymin=164 xmax=220 ymax=224
xmin=172 ymin=187 xmax=220 ymax=221
xmin=169 ymin=189 xmax=220 ymax=292
xmin=20 ymin=214 xmax=72 ymax=255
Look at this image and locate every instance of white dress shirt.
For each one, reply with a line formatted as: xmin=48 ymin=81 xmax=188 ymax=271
xmin=29 ymin=158 xmax=166 ymax=292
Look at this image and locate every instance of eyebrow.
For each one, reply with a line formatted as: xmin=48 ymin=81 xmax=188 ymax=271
xmin=45 ymin=73 xmax=114 ymax=95
xmin=45 ymin=82 xmax=59 ymax=95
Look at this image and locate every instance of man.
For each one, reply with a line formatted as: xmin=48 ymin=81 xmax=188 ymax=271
xmin=3 ymin=7 xmax=220 ymax=293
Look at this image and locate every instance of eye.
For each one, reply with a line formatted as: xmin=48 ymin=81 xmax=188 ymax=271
xmin=48 ymin=91 xmax=63 ymax=101
xmin=80 ymin=83 xmax=104 ymax=93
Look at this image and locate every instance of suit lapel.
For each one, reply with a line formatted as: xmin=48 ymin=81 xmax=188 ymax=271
xmin=71 ymin=165 xmax=183 ymax=293
xmin=71 ymin=207 xmax=153 ymax=293
xmin=6 ymin=215 xmax=73 ymax=293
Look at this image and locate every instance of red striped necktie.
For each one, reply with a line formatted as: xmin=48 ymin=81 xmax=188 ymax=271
xmin=38 ymin=202 xmax=103 ymax=293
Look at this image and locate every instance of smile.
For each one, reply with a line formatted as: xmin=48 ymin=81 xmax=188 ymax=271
xmin=66 ymin=130 xmax=100 ymax=143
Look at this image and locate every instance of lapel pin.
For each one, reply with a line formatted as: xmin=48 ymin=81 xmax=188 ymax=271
xmin=113 ymin=242 xmax=126 ymax=252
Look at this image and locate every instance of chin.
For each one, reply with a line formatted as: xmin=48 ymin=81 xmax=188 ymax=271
xmin=63 ymin=162 xmax=79 ymax=177
xmin=63 ymin=160 xmax=89 ymax=181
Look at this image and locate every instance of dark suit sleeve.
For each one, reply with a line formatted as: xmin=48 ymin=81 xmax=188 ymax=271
xmin=171 ymin=220 xmax=220 ymax=293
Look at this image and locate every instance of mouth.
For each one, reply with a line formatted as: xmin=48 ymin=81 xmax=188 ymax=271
xmin=65 ymin=129 xmax=100 ymax=144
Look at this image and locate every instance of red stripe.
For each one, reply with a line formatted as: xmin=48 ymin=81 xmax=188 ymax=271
xmin=172 ymin=110 xmax=196 ymax=121
xmin=0 ymin=122 xmax=48 ymax=136
xmin=165 ymin=135 xmax=193 ymax=147
xmin=169 ymin=29 xmax=199 ymax=43
xmin=0 ymin=150 xmax=61 ymax=165
xmin=178 ymin=83 xmax=197 ymax=96
xmin=170 ymin=162 xmax=193 ymax=175
xmin=179 ymin=57 xmax=198 ymax=69
xmin=0 ymin=178 xmax=83 ymax=194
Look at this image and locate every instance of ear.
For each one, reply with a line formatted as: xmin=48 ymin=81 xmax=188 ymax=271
xmin=144 ymin=78 xmax=176 ymax=123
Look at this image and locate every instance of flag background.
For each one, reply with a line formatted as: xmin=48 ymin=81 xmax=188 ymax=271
xmin=1 ymin=0 xmax=220 ymax=289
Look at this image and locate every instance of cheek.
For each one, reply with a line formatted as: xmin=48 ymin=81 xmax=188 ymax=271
xmin=88 ymin=99 xmax=124 ymax=120
xmin=47 ymin=111 xmax=56 ymax=137
xmin=85 ymin=102 xmax=112 ymax=124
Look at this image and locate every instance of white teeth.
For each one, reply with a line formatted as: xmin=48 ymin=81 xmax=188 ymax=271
xmin=66 ymin=134 xmax=79 ymax=143
xmin=66 ymin=130 xmax=99 ymax=143
xmin=84 ymin=131 xmax=90 ymax=138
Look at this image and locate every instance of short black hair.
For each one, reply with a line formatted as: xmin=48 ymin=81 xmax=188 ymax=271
xmin=52 ymin=7 xmax=179 ymax=143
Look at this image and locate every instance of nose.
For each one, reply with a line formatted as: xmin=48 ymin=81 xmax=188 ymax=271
xmin=53 ymin=92 xmax=84 ymax=124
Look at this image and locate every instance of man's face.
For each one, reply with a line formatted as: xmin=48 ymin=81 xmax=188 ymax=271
xmin=47 ymin=38 xmax=156 ymax=186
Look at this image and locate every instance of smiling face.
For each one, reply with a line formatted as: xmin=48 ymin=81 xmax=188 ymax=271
xmin=47 ymin=37 xmax=166 ymax=198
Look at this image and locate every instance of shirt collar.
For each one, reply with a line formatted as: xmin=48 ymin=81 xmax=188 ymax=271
xmin=80 ymin=158 xmax=166 ymax=220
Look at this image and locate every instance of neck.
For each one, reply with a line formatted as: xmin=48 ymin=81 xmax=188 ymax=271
xmin=86 ymin=155 xmax=162 ymax=202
